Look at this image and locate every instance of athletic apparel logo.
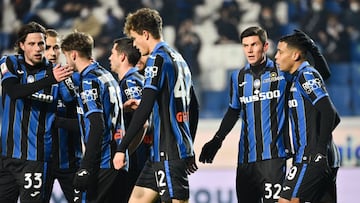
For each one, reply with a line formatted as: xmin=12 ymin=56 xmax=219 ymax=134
xmin=17 ymin=69 xmax=24 ymax=74
xmin=159 ymin=189 xmax=166 ymax=195
xmin=30 ymin=191 xmax=40 ymax=197
xmin=283 ymin=186 xmax=291 ymax=191
xmin=239 ymin=81 xmax=247 ymax=87
xmin=77 ymin=169 xmax=89 ymax=177
xmin=314 ymin=154 xmax=323 ymax=162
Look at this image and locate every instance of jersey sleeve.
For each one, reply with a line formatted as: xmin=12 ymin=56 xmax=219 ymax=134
xmin=297 ymin=69 xmax=328 ymax=106
xmin=229 ymin=69 xmax=241 ymax=110
xmin=143 ymin=54 xmax=164 ymax=91
xmin=80 ymin=78 xmax=103 ymax=117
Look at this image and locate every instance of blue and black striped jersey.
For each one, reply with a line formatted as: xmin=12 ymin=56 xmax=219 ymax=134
xmin=76 ymin=61 xmax=125 ymax=169
xmin=119 ymin=67 xmax=144 ymax=127
xmin=144 ymin=42 xmax=194 ymax=162
xmin=52 ymin=99 xmax=82 ymax=169
xmin=0 ymin=55 xmax=72 ymax=161
xmin=229 ymin=58 xmax=288 ymax=164
xmin=287 ymin=61 xmax=332 ymax=163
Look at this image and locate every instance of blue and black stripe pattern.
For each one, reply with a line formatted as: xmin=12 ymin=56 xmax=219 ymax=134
xmin=144 ymin=42 xmax=194 ymax=162
xmin=76 ymin=62 xmax=125 ymax=169
xmin=229 ymin=59 xmax=288 ymax=164
xmin=0 ymin=55 xmax=67 ymax=161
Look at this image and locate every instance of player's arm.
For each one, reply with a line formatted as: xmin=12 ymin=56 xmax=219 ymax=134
xmin=199 ymin=107 xmax=240 ymax=163
xmin=73 ymin=112 xmax=104 ymax=191
xmin=117 ymin=88 xmax=156 ymax=153
xmin=53 ymin=116 xmax=80 ymax=132
xmin=314 ymin=96 xmax=337 ymax=155
xmin=2 ymin=75 xmax=57 ymax=99
xmin=2 ymin=64 xmax=72 ymax=99
xmin=189 ymin=86 xmax=199 ymax=140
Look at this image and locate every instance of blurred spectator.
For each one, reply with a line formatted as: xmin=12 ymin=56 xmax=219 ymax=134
xmin=214 ymin=1 xmax=241 ymax=44
xmin=118 ymin=0 xmax=144 ymax=16
xmin=12 ymin=0 xmax=48 ymax=26
xmin=54 ymin=0 xmax=98 ymax=27
xmin=258 ymin=5 xmax=281 ymax=57
xmin=161 ymin=0 xmax=204 ymax=28
xmin=300 ymin=0 xmax=327 ymax=44
xmin=175 ymin=19 xmax=202 ymax=105
xmin=343 ymin=0 xmax=360 ymax=42
xmin=72 ymin=6 xmax=102 ymax=40
xmin=322 ymin=13 xmax=350 ymax=62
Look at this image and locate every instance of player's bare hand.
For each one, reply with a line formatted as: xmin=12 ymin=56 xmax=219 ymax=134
xmin=113 ymin=152 xmax=126 ymax=170
xmin=124 ymin=99 xmax=140 ymax=112
xmin=53 ymin=64 xmax=74 ymax=82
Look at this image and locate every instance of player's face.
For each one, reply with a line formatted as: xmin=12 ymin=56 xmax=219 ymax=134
xmin=242 ymin=35 xmax=268 ymax=66
xmin=130 ymin=30 xmax=149 ymax=56
xmin=109 ymin=44 xmax=122 ymax=72
xmin=62 ymin=51 xmax=78 ymax=71
xmin=45 ymin=36 xmax=60 ymax=64
xmin=20 ymin=33 xmax=45 ymax=66
xmin=275 ymin=41 xmax=297 ymax=73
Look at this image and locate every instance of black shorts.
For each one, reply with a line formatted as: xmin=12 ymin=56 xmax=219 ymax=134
xmin=0 ymin=157 xmax=18 ymax=202
xmin=236 ymin=158 xmax=286 ymax=203
xmin=136 ymin=159 xmax=189 ymax=202
xmin=73 ymin=168 xmax=127 ymax=203
xmin=0 ymin=157 xmax=49 ymax=203
xmin=44 ymin=166 xmax=77 ymax=203
xmin=280 ymin=162 xmax=336 ymax=202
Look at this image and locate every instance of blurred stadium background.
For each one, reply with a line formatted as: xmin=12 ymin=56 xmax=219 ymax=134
xmin=1 ymin=0 xmax=359 ymax=202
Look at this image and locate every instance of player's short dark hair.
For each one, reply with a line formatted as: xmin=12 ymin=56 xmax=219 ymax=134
xmin=240 ymin=26 xmax=268 ymax=45
xmin=61 ymin=32 xmax=93 ymax=59
xmin=113 ymin=37 xmax=141 ymax=66
xmin=279 ymin=34 xmax=307 ymax=58
xmin=16 ymin=21 xmax=46 ymax=54
xmin=124 ymin=8 xmax=163 ymax=40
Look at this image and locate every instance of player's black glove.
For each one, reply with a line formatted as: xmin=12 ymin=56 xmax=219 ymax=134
xmin=199 ymin=136 xmax=223 ymax=163
xmin=294 ymin=29 xmax=331 ymax=80
xmin=185 ymin=155 xmax=198 ymax=175
xmin=73 ymin=168 xmax=92 ymax=191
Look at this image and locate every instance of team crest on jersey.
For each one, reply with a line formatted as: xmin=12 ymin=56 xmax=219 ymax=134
xmin=263 ymin=72 xmax=285 ymax=83
xmin=80 ymin=88 xmax=98 ymax=103
xmin=145 ymin=66 xmax=158 ymax=78
xmin=301 ymin=78 xmax=323 ymax=94
xmin=27 ymin=75 xmax=35 ymax=83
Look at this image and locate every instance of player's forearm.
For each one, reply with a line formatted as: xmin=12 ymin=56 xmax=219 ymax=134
xmin=2 ymin=75 xmax=57 ymax=99
xmin=189 ymin=86 xmax=199 ymax=140
xmin=81 ymin=112 xmax=104 ymax=169
xmin=117 ymin=88 xmax=155 ymax=152
xmin=215 ymin=107 xmax=239 ymax=141
xmin=315 ymin=97 xmax=337 ymax=154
